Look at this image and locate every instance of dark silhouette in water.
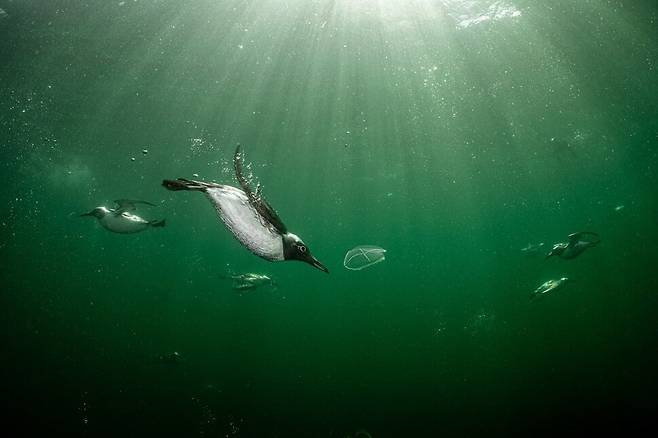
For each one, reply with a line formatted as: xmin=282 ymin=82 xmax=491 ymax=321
xmin=547 ymin=232 xmax=600 ymax=259
xmin=549 ymin=137 xmax=578 ymax=162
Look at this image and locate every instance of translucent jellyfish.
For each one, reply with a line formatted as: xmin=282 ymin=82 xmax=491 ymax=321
xmin=343 ymin=245 xmax=386 ymax=271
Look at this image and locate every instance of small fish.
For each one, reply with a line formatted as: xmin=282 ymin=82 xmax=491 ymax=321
xmin=159 ymin=351 xmax=183 ymax=365
xmin=221 ymin=273 xmax=276 ymax=292
xmin=614 ymin=205 xmax=624 ymax=212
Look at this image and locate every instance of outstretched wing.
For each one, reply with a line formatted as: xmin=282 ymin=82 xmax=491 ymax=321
xmin=233 ymin=145 xmax=288 ymax=234
xmin=113 ymin=199 xmax=156 ymax=214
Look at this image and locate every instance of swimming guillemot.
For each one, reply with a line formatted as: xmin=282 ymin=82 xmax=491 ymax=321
xmin=162 ymin=145 xmax=328 ymax=273
xmin=80 ymin=199 xmax=165 ymax=234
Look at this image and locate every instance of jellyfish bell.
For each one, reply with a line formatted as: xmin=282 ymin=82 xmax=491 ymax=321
xmin=343 ymin=245 xmax=387 ymax=271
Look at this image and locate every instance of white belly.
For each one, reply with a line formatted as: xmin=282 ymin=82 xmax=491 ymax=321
xmin=100 ymin=212 xmax=149 ymax=234
xmin=205 ymin=186 xmax=284 ymax=261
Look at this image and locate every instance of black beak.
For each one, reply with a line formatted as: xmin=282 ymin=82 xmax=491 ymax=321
xmin=79 ymin=211 xmax=94 ymax=217
xmin=308 ymin=255 xmax=329 ymax=274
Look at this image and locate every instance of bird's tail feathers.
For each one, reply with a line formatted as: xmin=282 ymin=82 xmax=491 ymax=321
xmin=162 ymin=178 xmax=222 ymax=192
xmin=150 ymin=219 xmax=166 ymax=228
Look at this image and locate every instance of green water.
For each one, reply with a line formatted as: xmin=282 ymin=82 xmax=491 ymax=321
xmin=1 ymin=0 xmax=657 ymax=436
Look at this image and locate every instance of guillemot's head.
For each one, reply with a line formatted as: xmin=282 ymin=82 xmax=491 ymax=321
xmin=79 ymin=206 xmax=109 ymax=219
xmin=282 ymin=233 xmax=329 ymax=273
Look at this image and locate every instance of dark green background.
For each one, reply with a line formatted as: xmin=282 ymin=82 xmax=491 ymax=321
xmin=1 ymin=1 xmax=657 ymax=436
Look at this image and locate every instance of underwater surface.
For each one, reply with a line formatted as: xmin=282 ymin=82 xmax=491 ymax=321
xmin=1 ymin=0 xmax=657 ymax=436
